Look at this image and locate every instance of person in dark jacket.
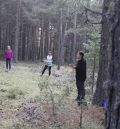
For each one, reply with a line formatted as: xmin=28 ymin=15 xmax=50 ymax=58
xmin=70 ymin=51 xmax=87 ymax=102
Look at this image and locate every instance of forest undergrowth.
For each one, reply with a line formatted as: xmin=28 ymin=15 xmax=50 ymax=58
xmin=0 ymin=62 xmax=104 ymax=129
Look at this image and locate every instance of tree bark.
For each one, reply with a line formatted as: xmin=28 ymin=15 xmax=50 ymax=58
xmin=14 ymin=0 xmax=21 ymax=62
xmin=105 ymin=0 xmax=120 ymax=128
xmin=91 ymin=54 xmax=96 ymax=94
xmin=57 ymin=8 xmax=63 ymax=70
xmin=71 ymin=11 xmax=77 ymax=64
xmin=93 ymin=0 xmax=111 ymax=105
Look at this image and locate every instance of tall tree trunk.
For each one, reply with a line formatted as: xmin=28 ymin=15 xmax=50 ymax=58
xmin=105 ymin=1 xmax=120 ymax=129
xmin=71 ymin=12 xmax=77 ymax=64
xmin=14 ymin=0 xmax=21 ymax=62
xmin=57 ymin=8 xmax=63 ymax=70
xmin=91 ymin=54 xmax=96 ymax=94
xmin=57 ymin=7 xmax=69 ymax=69
xmin=93 ymin=0 xmax=111 ymax=105
xmin=48 ymin=16 xmax=51 ymax=51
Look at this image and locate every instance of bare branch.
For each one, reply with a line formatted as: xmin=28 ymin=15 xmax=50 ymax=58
xmin=82 ymin=4 xmax=102 ymax=16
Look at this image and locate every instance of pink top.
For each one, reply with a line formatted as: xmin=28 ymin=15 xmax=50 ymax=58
xmin=4 ymin=49 xmax=13 ymax=59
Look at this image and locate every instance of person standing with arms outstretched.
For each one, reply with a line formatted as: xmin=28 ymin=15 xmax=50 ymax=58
xmin=4 ymin=46 xmax=13 ymax=71
xmin=70 ymin=51 xmax=87 ymax=103
xmin=41 ymin=51 xmax=53 ymax=76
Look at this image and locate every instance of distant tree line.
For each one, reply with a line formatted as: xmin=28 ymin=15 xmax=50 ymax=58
xmin=0 ymin=0 xmax=101 ymax=67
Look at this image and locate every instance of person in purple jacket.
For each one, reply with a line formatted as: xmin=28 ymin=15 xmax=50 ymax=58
xmin=4 ymin=46 xmax=13 ymax=71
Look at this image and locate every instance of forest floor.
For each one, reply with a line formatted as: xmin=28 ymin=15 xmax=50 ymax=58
xmin=0 ymin=62 xmax=104 ymax=129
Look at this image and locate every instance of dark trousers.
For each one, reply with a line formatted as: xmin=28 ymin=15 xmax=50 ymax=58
xmin=76 ymin=81 xmax=85 ymax=100
xmin=6 ymin=58 xmax=11 ymax=70
xmin=42 ymin=65 xmax=51 ymax=76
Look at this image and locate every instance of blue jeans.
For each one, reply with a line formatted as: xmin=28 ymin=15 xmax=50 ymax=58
xmin=6 ymin=58 xmax=11 ymax=70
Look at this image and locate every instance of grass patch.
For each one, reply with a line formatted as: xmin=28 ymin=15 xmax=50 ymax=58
xmin=13 ymin=122 xmax=32 ymax=129
xmin=82 ymin=122 xmax=102 ymax=129
xmin=0 ymin=119 xmax=13 ymax=128
xmin=7 ymin=88 xmax=24 ymax=99
xmin=0 ymin=62 xmax=103 ymax=129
